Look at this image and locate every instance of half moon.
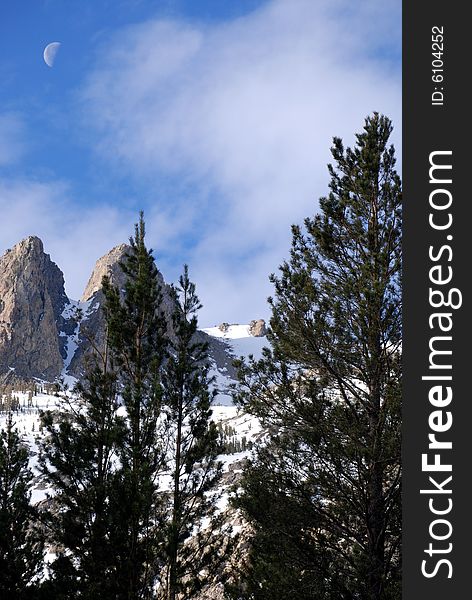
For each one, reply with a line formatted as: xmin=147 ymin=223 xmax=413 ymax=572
xmin=43 ymin=42 xmax=61 ymax=67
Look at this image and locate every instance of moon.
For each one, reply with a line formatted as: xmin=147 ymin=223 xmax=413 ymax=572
xmin=43 ymin=42 xmax=61 ymax=68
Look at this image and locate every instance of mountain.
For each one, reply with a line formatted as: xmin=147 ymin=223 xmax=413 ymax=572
xmin=65 ymin=243 xmax=131 ymax=381
xmin=0 ymin=237 xmax=75 ymax=383
xmin=0 ymin=236 xmax=268 ymax=402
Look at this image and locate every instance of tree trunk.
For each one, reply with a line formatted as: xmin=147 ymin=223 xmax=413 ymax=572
xmin=169 ymin=390 xmax=183 ymax=600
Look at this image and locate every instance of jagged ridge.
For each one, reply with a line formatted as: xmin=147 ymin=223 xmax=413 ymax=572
xmin=0 ymin=237 xmax=267 ymax=397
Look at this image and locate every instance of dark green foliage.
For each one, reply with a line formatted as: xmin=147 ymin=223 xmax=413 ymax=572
xmin=101 ymin=212 xmax=169 ymax=598
xmin=0 ymin=411 xmax=44 ymax=599
xmin=228 ymin=441 xmax=341 ymax=600
xmin=160 ymin=265 xmax=229 ymax=600
xmin=39 ymin=359 xmax=124 ymax=598
xmin=232 ymin=114 xmax=402 ymax=599
xmin=39 ymin=215 xmax=230 ymax=598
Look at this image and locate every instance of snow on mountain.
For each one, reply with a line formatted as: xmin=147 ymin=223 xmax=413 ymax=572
xmin=202 ymin=323 xmax=269 ymax=406
xmin=203 ymin=324 xmax=254 ymax=339
xmin=203 ymin=324 xmax=267 ymax=360
xmin=60 ymin=298 xmax=94 ymax=388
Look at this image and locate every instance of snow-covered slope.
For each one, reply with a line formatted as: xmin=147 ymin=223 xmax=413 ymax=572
xmin=202 ymin=324 xmax=268 ymax=406
xmin=202 ymin=324 xmax=267 ymax=357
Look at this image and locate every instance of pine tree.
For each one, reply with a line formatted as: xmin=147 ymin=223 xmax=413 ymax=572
xmin=160 ymin=266 xmax=228 ymax=600
xmin=39 ymin=354 xmax=124 ymax=599
xmin=233 ymin=114 xmax=402 ymax=599
xmin=0 ymin=411 xmax=44 ymax=599
xmin=227 ymin=439 xmax=334 ymax=600
xmin=40 ymin=214 xmax=169 ymax=599
xmin=102 ymin=213 xmax=169 ymax=599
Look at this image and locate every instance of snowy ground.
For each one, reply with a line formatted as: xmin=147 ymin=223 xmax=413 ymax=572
xmin=211 ymin=404 xmax=262 ymax=440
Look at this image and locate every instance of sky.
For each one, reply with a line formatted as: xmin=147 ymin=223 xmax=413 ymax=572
xmin=0 ymin=0 xmax=401 ymax=327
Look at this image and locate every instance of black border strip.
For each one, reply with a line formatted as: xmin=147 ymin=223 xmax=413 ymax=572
xmin=403 ymin=2 xmax=469 ymax=596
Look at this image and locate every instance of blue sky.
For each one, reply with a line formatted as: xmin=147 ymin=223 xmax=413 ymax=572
xmin=0 ymin=0 xmax=401 ymax=326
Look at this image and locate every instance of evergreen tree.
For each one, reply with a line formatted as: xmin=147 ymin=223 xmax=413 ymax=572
xmin=0 ymin=411 xmax=44 ymax=599
xmin=227 ymin=438 xmax=335 ymax=600
xmin=102 ymin=213 xmax=169 ymax=599
xmin=39 ymin=353 xmax=124 ymax=599
xmin=160 ymin=266 xmax=228 ymax=600
xmin=233 ymin=114 xmax=402 ymax=599
xmin=40 ymin=213 xmax=169 ymax=598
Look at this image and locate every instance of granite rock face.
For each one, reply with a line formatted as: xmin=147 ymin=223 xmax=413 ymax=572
xmin=0 ymin=237 xmax=69 ymax=381
xmin=81 ymin=243 xmax=130 ymax=303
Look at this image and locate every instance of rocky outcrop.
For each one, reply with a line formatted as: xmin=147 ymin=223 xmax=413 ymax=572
xmin=81 ymin=243 xmax=130 ymax=303
xmin=248 ymin=319 xmax=266 ymax=337
xmin=0 ymin=237 xmax=69 ymax=381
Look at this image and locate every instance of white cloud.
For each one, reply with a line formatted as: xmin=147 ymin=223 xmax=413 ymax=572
xmin=80 ymin=0 xmax=401 ymax=326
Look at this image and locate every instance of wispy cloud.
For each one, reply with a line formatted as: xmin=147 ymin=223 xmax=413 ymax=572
xmin=80 ymin=0 xmax=401 ymax=325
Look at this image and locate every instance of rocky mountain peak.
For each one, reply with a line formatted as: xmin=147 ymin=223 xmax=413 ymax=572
xmin=15 ymin=235 xmax=44 ymax=255
xmin=0 ymin=236 xmax=259 ymax=393
xmin=0 ymin=236 xmax=69 ymax=382
xmin=81 ymin=243 xmax=130 ymax=302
